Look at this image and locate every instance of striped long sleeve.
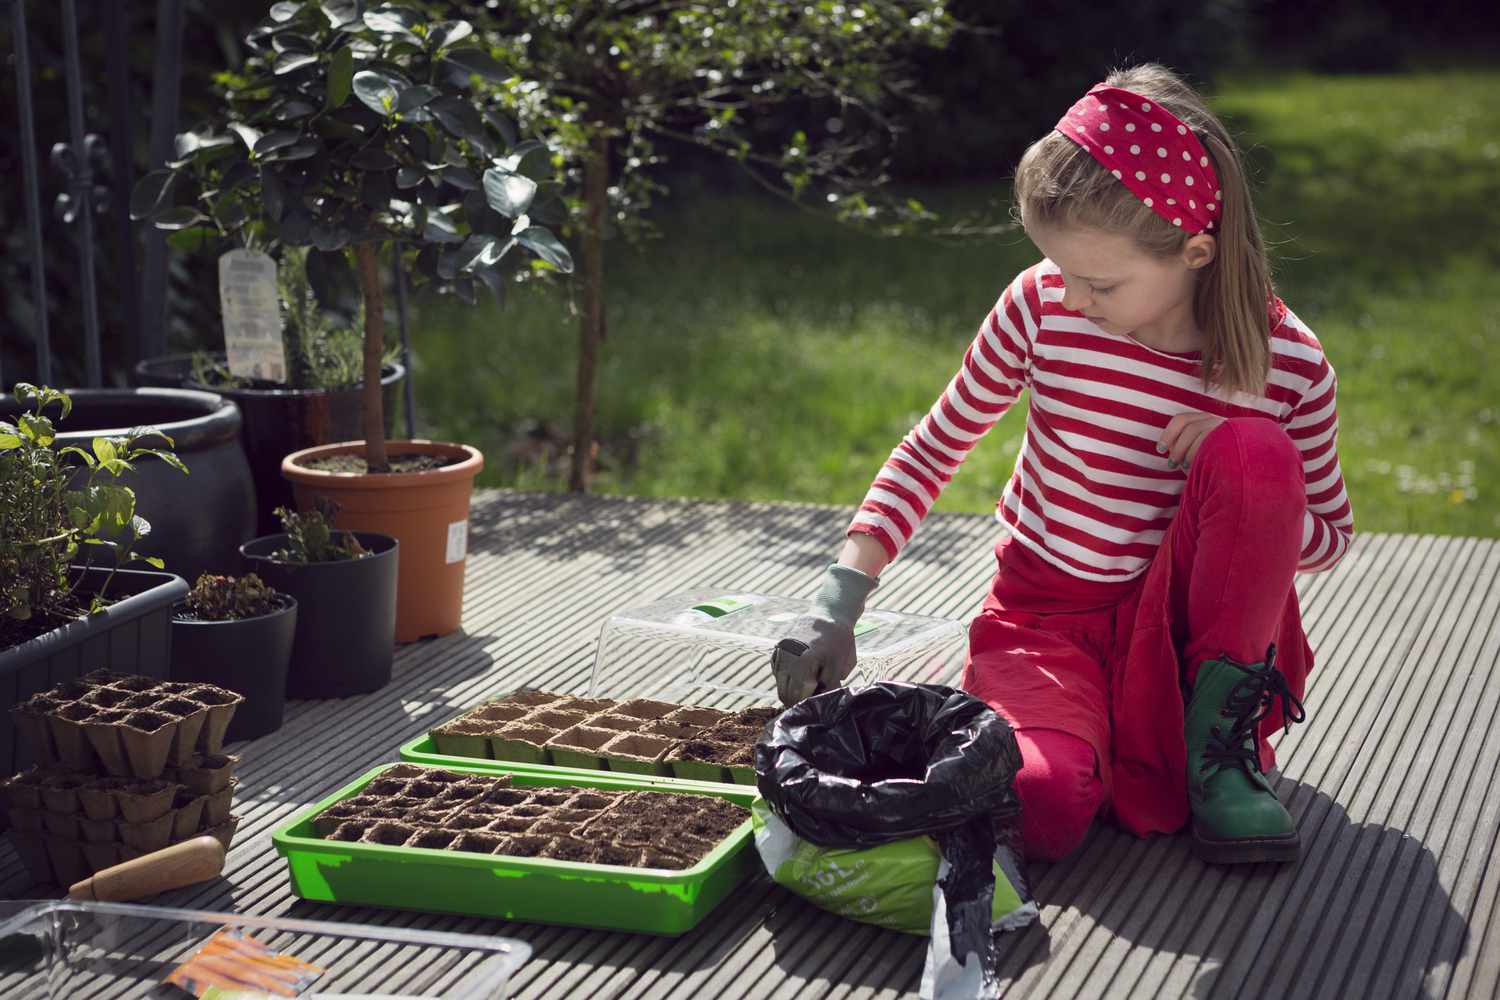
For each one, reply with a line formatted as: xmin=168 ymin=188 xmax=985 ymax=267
xmin=847 ymin=266 xmax=1039 ymax=560
xmin=847 ymin=258 xmax=1355 ymax=580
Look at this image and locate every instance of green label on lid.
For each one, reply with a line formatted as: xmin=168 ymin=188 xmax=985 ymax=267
xmin=689 ymin=596 xmax=756 ymax=618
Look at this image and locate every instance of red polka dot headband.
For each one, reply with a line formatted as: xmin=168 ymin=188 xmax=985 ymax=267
xmin=1056 ymin=83 xmax=1222 ymax=235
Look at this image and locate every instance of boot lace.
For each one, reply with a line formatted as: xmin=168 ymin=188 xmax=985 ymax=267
xmin=1200 ymin=644 xmax=1307 ymax=775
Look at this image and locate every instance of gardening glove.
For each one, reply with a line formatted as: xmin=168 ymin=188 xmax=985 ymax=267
xmin=771 ymin=563 xmax=879 ymax=707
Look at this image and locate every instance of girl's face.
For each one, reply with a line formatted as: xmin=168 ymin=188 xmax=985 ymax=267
xmin=1025 ymin=222 xmax=1215 ymax=342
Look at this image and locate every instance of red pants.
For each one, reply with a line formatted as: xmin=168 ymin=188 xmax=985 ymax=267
xmin=961 ymin=418 xmax=1315 ymax=860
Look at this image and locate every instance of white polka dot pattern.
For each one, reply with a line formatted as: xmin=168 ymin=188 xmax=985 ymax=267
xmin=1055 ymin=82 xmax=1221 ymax=235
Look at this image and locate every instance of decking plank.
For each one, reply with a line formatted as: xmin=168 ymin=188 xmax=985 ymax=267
xmin=1 ymin=492 xmax=1493 ymax=1000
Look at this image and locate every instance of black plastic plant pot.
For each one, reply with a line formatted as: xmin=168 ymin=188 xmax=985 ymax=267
xmin=0 ymin=387 xmax=257 ymax=586
xmin=169 ymin=597 xmax=298 ymax=742
xmin=133 ymin=353 xmax=405 ymax=536
xmin=0 ymin=568 xmax=187 ymax=782
xmin=238 ymin=532 xmax=398 ymax=699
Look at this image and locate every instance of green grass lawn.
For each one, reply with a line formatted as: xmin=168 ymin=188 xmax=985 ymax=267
xmin=410 ymin=67 xmax=1499 ymax=539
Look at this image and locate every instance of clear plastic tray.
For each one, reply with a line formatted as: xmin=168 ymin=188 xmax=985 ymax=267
xmin=588 ymin=590 xmax=967 ymax=706
xmin=0 ymin=899 xmax=529 ymax=998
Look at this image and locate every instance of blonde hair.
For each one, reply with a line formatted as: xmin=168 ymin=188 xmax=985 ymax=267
xmin=1012 ymin=63 xmax=1273 ymax=397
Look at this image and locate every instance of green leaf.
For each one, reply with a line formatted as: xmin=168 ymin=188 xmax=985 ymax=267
xmin=395 ymin=84 xmax=440 ymax=114
xmin=363 ymin=5 xmax=424 ymax=44
xmin=396 ymin=166 xmax=425 ymax=189
xmin=421 ymin=208 xmax=462 ymax=244
xmin=514 ymin=226 xmax=573 ymax=272
xmin=229 ymin=122 xmax=263 ymax=152
xmin=353 ymin=70 xmax=403 ymax=116
xmin=254 ymin=130 xmax=301 ymax=155
xmin=483 ymin=108 xmax=518 ymax=148
xmin=443 ymin=47 xmax=508 ymax=83
xmin=155 ymin=207 xmax=212 ymax=231
xmin=141 ymin=556 xmax=166 ymax=570
xmin=261 ymin=167 xmax=286 ymax=221
xmin=327 ymin=45 xmax=354 ymax=110
xmin=92 ymin=437 xmax=116 ymax=466
xmin=129 ymin=170 xmax=177 ymax=221
xmin=426 ymin=20 xmax=472 ymax=50
xmin=269 ymin=1 xmax=303 ymax=21
xmin=455 ymin=233 xmax=509 ymax=271
xmin=440 ymin=166 xmax=479 ymax=191
xmin=264 ymin=140 xmax=320 ymax=162
xmin=350 ymin=147 xmax=398 ymax=170
xmin=18 ymin=413 xmax=53 ymax=446
xmin=274 ymin=51 xmax=319 ymax=76
xmin=428 ymin=97 xmax=485 ymax=145
xmin=172 ymin=130 xmax=235 ymax=160
xmin=137 ymin=448 xmax=188 ymax=474
xmin=482 ymin=168 xmax=536 ymax=218
xmin=320 ymin=1 xmax=359 ymax=28
xmin=0 ymin=431 xmax=21 ymax=450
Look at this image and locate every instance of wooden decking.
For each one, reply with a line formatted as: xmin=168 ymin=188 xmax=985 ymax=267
xmin=4 ymin=489 xmax=1497 ymax=999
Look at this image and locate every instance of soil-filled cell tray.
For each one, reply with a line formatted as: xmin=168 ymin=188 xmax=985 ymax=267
xmin=273 ymin=763 xmax=757 ymax=936
xmin=399 ymin=733 xmax=752 ymax=792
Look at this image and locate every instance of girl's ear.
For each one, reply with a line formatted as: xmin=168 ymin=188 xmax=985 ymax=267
xmin=1183 ymin=233 xmax=1217 ymax=271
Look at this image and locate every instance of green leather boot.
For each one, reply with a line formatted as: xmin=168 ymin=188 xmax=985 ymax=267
xmin=1184 ymin=643 xmax=1306 ymax=864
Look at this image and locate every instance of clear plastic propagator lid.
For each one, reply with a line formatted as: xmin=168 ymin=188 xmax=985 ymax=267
xmin=0 ymin=899 xmax=530 ymax=999
xmin=587 ymin=590 xmax=968 ymax=708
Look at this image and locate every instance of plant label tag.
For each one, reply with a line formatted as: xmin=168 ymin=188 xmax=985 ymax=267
xmin=446 ymin=520 xmax=468 ymax=564
xmin=219 ymin=249 xmax=286 ymax=383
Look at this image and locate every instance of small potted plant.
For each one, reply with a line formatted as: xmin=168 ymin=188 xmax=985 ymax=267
xmin=169 ymin=572 xmax=297 ymax=742
xmin=240 ymin=504 xmax=398 ymax=698
xmin=132 ymin=4 xmax=574 ymax=642
xmin=1 ymin=384 xmax=189 ymax=779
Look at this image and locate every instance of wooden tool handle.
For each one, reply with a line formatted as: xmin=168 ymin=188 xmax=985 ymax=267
xmin=69 ymin=836 xmax=226 ymax=902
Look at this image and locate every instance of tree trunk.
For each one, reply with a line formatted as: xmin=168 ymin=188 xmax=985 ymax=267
xmin=354 ymin=242 xmax=388 ymax=473
xmin=569 ymin=127 xmax=608 ymax=493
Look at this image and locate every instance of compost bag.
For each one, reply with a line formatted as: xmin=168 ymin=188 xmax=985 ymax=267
xmin=754 ymin=682 xmax=1035 ymax=999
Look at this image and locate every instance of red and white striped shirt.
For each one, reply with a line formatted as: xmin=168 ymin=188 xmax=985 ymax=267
xmin=849 ymin=259 xmax=1355 ymax=581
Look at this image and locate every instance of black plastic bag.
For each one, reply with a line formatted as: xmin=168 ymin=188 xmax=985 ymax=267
xmin=755 ymin=682 xmax=1027 ymax=998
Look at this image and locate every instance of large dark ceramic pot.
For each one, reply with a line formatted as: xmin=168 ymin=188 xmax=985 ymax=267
xmin=133 ymin=353 xmax=405 ymax=536
xmin=0 ymin=388 xmax=256 ymax=586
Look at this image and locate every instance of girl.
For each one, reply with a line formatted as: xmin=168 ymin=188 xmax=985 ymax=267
xmin=771 ymin=63 xmax=1354 ymax=866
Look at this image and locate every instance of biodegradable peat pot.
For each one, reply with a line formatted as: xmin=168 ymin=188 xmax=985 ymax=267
xmin=134 ymin=353 xmax=406 ymax=536
xmin=239 ymin=531 xmax=398 ymax=698
xmin=430 ymin=720 xmax=492 ymax=760
xmin=545 ymin=725 xmax=615 ymax=770
xmin=119 ymin=711 xmax=177 ymax=779
xmin=0 ymin=388 xmax=256 ymax=584
xmin=281 ymin=440 xmax=483 ymax=642
xmin=0 ymin=568 xmax=186 ymax=782
xmin=170 ymin=597 xmax=296 ymax=743
xmin=191 ymin=690 xmax=246 ymax=755
xmin=603 ymin=734 xmax=673 ymax=777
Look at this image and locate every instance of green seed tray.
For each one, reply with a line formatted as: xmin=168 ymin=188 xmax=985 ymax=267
xmin=272 ymin=762 xmax=759 ymax=936
xmin=399 ymin=732 xmax=751 ymax=791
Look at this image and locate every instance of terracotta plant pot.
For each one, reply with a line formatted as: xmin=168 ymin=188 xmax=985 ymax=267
xmin=281 ymin=440 xmax=484 ymax=642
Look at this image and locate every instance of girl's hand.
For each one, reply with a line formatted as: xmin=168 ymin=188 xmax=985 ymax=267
xmin=1157 ymin=412 xmax=1225 ymax=470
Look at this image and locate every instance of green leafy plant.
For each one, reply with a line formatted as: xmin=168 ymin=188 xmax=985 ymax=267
xmin=131 ymin=1 xmax=574 ymax=473
xmin=0 ymin=383 xmax=188 ymax=633
xmin=179 ymin=572 xmax=282 ymax=621
xmin=269 ymin=504 xmax=370 ymax=563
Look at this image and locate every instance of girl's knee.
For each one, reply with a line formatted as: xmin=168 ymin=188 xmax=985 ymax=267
xmin=1196 ymin=418 xmax=1305 ymax=515
xmin=1014 ymin=728 xmax=1104 ymax=861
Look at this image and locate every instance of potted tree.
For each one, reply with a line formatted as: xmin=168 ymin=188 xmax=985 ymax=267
xmin=1 ymin=384 xmax=189 ymax=779
xmin=240 ymin=504 xmax=398 ymax=698
xmin=169 ymin=572 xmax=298 ymax=742
xmin=131 ymin=2 xmax=573 ymax=641
xmin=133 ymin=247 xmax=408 ymax=537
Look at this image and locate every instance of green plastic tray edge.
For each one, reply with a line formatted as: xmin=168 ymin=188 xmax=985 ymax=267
xmin=271 ymin=761 xmax=758 ymax=891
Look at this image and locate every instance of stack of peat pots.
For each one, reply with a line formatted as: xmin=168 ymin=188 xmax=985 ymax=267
xmin=2 ymin=670 xmax=245 ymax=887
